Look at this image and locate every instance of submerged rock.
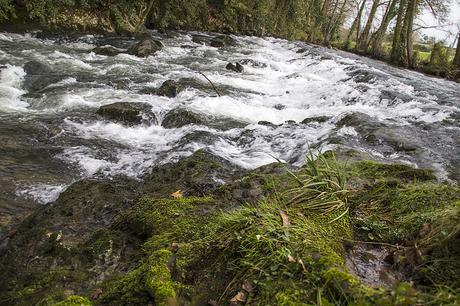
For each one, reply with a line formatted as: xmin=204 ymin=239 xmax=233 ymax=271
xmin=24 ymin=60 xmax=52 ymax=75
xmin=210 ymin=35 xmax=237 ymax=48
xmin=96 ymin=102 xmax=155 ymax=125
xmin=226 ymin=62 xmax=244 ymax=73
xmin=128 ymin=38 xmax=163 ymax=57
xmin=92 ymin=45 xmax=125 ymax=56
xmin=161 ymin=108 xmax=205 ymax=128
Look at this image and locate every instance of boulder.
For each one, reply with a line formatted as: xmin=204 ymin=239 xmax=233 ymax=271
xmin=301 ymin=116 xmax=331 ymax=124
xmin=226 ymin=62 xmax=244 ymax=73
xmin=24 ymin=60 xmax=52 ymax=75
xmin=96 ymin=102 xmax=156 ymax=125
xmin=162 ymin=108 xmax=205 ymax=128
xmin=156 ymin=80 xmax=179 ymax=98
xmin=140 ymin=80 xmax=179 ymax=98
xmin=210 ymin=35 xmax=237 ymax=48
xmin=92 ymin=45 xmax=125 ymax=56
xmin=240 ymin=59 xmax=267 ymax=68
xmin=143 ymin=149 xmax=245 ymax=197
xmin=128 ymin=38 xmax=163 ymax=57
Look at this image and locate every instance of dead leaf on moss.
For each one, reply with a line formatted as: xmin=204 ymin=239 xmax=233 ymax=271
xmin=230 ymin=291 xmax=247 ymax=304
xmin=171 ymin=190 xmax=183 ymax=198
xmin=279 ymin=209 xmax=290 ymax=227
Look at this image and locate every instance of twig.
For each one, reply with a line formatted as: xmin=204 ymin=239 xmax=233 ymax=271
xmin=198 ymin=71 xmax=221 ymax=97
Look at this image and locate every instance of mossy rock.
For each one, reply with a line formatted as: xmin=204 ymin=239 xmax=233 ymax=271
xmin=161 ymin=108 xmax=205 ymax=129
xmin=96 ymin=102 xmax=156 ymax=125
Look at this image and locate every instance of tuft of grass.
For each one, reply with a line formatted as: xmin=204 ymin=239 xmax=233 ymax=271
xmin=284 ymin=150 xmax=350 ymax=222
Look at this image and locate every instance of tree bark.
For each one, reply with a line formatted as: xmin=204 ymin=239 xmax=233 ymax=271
xmin=369 ymin=0 xmax=398 ymax=57
xmin=358 ymin=0 xmax=380 ymax=51
xmin=452 ymin=33 xmax=460 ymax=67
xmin=391 ymin=0 xmax=407 ymax=63
xmin=344 ymin=0 xmax=366 ymax=49
xmin=405 ymin=0 xmax=418 ymax=67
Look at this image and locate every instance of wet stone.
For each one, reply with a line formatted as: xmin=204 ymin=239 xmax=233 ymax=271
xmin=96 ymin=102 xmax=156 ymax=125
xmin=128 ymin=38 xmax=163 ymax=57
xmin=162 ymin=108 xmax=205 ymax=128
xmin=226 ymin=62 xmax=244 ymax=73
xmin=301 ymin=116 xmax=331 ymax=124
xmin=24 ymin=60 xmax=52 ymax=75
xmin=92 ymin=45 xmax=125 ymax=56
xmin=156 ymin=80 xmax=179 ymax=98
xmin=211 ymin=35 xmax=237 ymax=48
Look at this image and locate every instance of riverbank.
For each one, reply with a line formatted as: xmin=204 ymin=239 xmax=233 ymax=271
xmin=1 ymin=150 xmax=459 ymax=305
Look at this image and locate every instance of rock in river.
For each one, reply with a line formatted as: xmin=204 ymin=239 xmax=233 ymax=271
xmin=157 ymin=80 xmax=179 ymax=97
xmin=92 ymin=45 xmax=125 ymax=56
xmin=162 ymin=108 xmax=205 ymax=128
xmin=96 ymin=102 xmax=155 ymax=125
xmin=226 ymin=62 xmax=244 ymax=73
xmin=128 ymin=38 xmax=163 ymax=57
xmin=210 ymin=35 xmax=237 ymax=48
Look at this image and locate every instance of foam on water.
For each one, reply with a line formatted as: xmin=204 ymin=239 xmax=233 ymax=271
xmin=0 ymin=65 xmax=29 ymax=112
xmin=16 ymin=183 xmax=67 ymax=204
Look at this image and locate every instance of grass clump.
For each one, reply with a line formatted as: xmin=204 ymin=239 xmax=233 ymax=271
xmin=285 ymin=150 xmax=350 ymax=222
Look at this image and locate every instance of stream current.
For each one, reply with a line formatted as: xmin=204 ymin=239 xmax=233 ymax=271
xmin=0 ymin=30 xmax=459 ymax=224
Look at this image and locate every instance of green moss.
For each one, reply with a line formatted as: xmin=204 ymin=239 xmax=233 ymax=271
xmin=353 ymin=160 xmax=436 ymax=182
xmin=53 ymin=295 xmax=92 ymax=306
xmin=97 ymin=268 xmax=150 ymax=306
xmin=145 ymin=249 xmax=177 ymax=306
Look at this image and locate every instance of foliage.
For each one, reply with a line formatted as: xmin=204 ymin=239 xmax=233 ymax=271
xmin=0 ymin=0 xmax=14 ymax=22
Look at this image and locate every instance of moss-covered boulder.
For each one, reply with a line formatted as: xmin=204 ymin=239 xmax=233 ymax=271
xmin=96 ymin=102 xmax=156 ymax=125
xmin=161 ymin=108 xmax=205 ymax=128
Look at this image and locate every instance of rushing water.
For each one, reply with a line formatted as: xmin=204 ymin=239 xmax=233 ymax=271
xmin=0 ymin=30 xmax=459 ymax=216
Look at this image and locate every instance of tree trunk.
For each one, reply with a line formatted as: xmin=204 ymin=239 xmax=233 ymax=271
xmin=324 ymin=0 xmax=341 ymax=44
xmin=369 ymin=0 xmax=398 ymax=57
xmin=328 ymin=0 xmax=349 ymax=42
xmin=345 ymin=0 xmax=366 ymax=49
xmin=358 ymin=0 xmax=380 ymax=51
xmin=405 ymin=0 xmax=418 ymax=67
xmin=452 ymin=33 xmax=460 ymax=67
xmin=391 ymin=0 xmax=406 ymax=63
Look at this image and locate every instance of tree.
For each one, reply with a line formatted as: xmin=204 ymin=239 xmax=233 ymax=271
xmin=453 ymin=33 xmax=460 ymax=68
xmin=344 ymin=0 xmax=366 ymax=49
xmin=357 ymin=0 xmax=380 ymax=51
xmin=390 ymin=0 xmax=407 ymax=64
xmin=369 ymin=0 xmax=398 ymax=57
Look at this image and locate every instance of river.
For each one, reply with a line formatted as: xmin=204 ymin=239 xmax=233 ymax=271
xmin=0 ymin=30 xmax=459 ymax=227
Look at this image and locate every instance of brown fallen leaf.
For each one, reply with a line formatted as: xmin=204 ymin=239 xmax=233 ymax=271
xmin=288 ymin=254 xmax=296 ymax=263
xmin=279 ymin=209 xmax=290 ymax=228
xmin=298 ymin=259 xmax=308 ymax=273
xmin=171 ymin=190 xmax=183 ymax=199
xmin=230 ymin=291 xmax=248 ymax=304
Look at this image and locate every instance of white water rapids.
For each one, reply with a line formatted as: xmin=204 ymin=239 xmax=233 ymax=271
xmin=0 ymin=31 xmax=459 ymax=205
